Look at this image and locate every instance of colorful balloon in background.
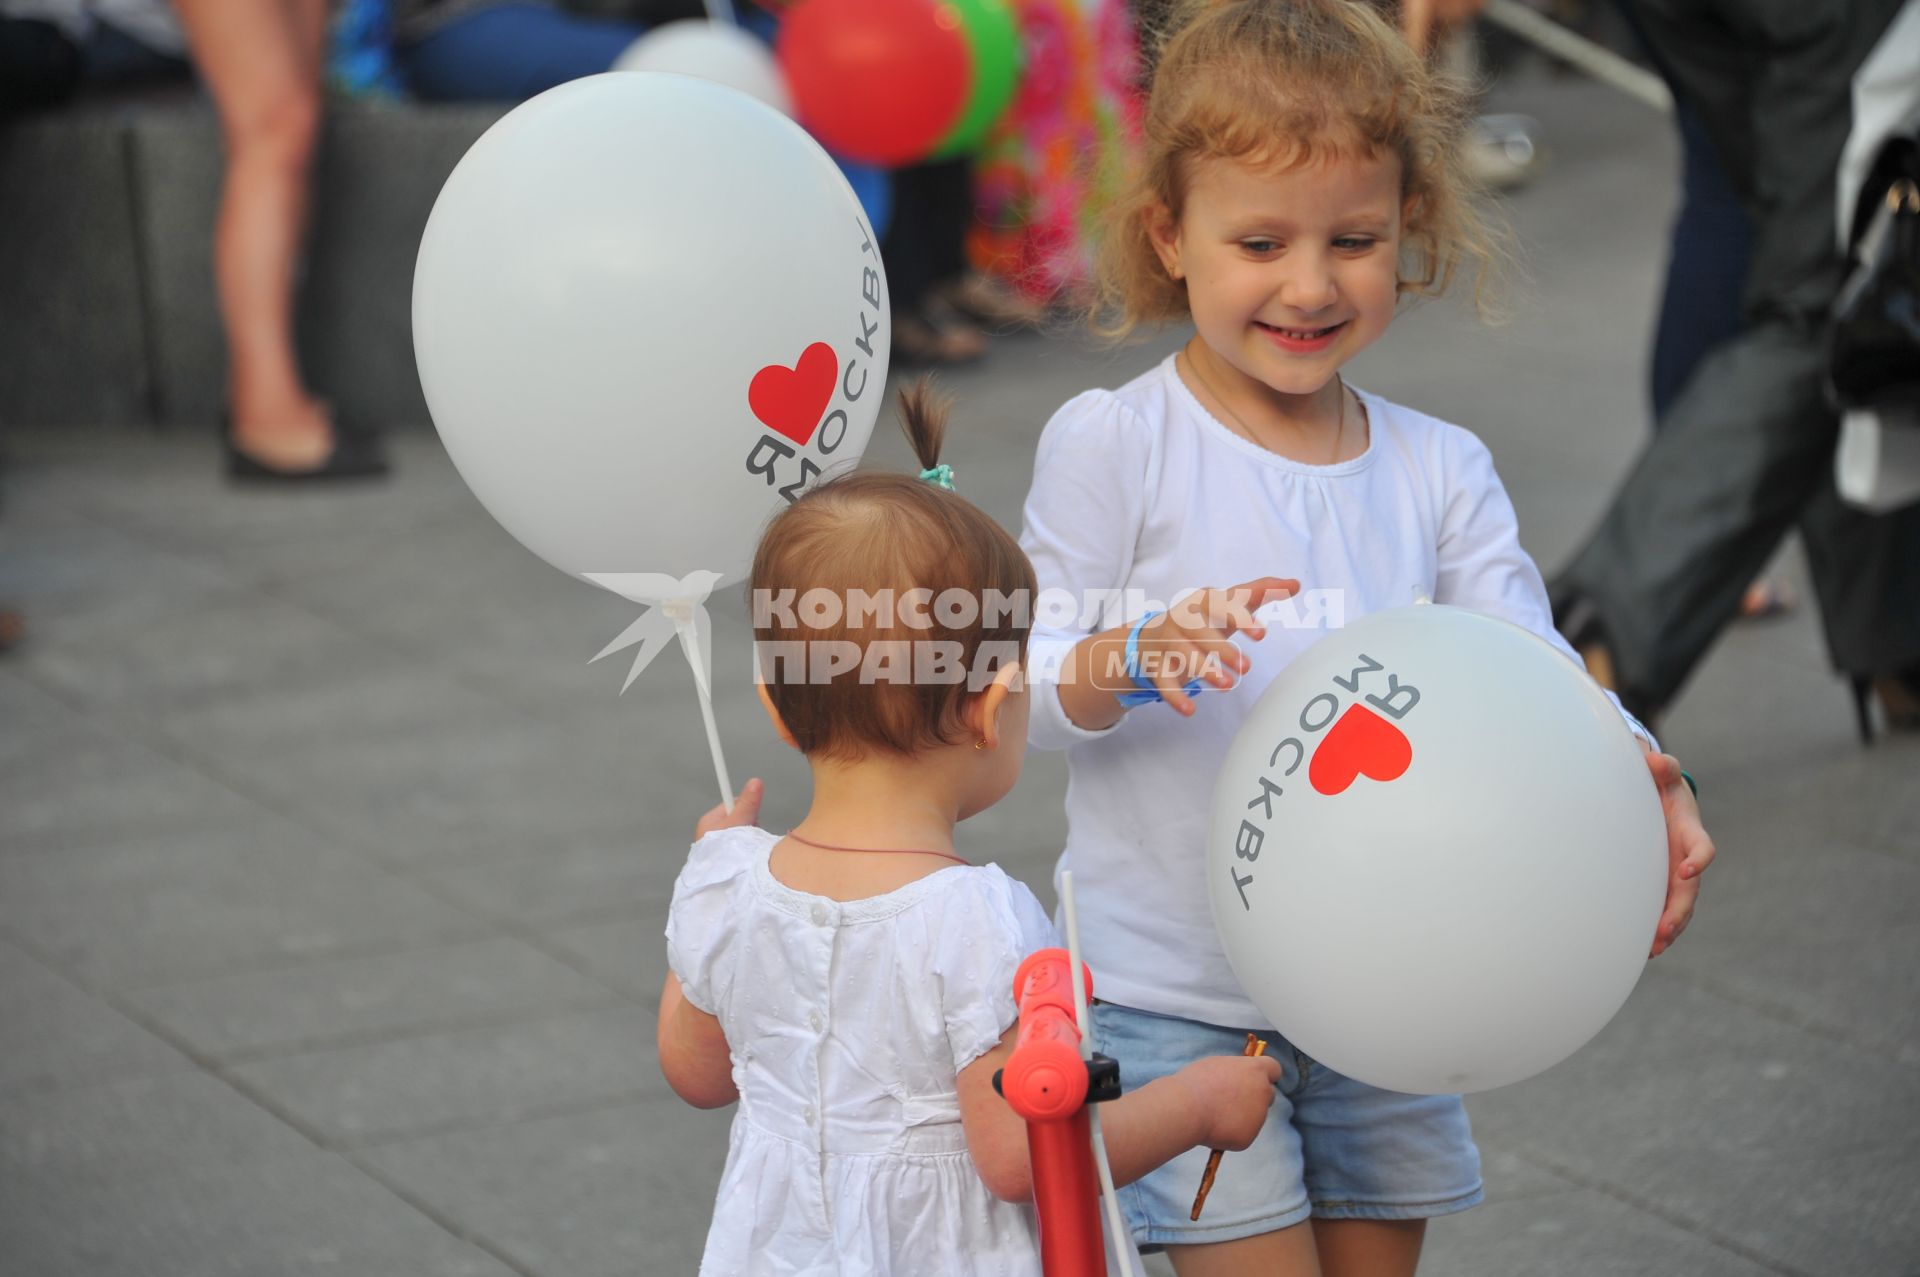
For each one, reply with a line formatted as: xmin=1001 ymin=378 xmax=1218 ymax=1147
xmin=1206 ymin=604 xmax=1667 ymax=1095
xmin=413 ymin=74 xmax=889 ymax=604
xmin=777 ymin=0 xmax=971 ymax=165
xmin=931 ymin=0 xmax=1022 ymax=158
xmin=966 ymin=0 xmax=1141 ymax=300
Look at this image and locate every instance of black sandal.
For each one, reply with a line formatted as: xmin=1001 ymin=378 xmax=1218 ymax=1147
xmin=1554 ymin=592 xmax=1663 ymax=728
xmin=222 ymin=412 xmax=388 ymax=484
xmin=1850 ymin=667 xmax=1920 ymax=745
xmin=891 ymin=308 xmax=988 ymax=367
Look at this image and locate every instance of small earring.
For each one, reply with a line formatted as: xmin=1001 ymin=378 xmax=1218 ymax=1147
xmin=974 ymin=739 xmax=988 ymax=750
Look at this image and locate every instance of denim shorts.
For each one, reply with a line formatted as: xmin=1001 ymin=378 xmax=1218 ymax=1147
xmin=1091 ymin=1001 xmax=1484 ymax=1249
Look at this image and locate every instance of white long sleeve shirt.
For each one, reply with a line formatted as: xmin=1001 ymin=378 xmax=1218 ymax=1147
xmin=1019 ymin=355 xmax=1647 ymax=1028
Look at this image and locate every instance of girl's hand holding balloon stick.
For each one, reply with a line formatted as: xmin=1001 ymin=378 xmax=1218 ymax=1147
xmin=1189 ymin=1032 xmax=1269 ymax=1221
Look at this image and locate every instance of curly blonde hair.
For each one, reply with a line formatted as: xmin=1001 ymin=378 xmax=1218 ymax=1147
xmin=1093 ymin=0 xmax=1504 ymax=339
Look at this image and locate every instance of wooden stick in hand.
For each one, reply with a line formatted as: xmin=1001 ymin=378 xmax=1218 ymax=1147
xmin=1190 ymin=1033 xmax=1268 ymax=1221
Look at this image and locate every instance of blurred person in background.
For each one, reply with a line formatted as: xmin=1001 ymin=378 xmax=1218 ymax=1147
xmin=884 ymin=159 xmax=993 ymax=365
xmin=1605 ymin=0 xmax=1791 ymax=622
xmin=0 ymin=0 xmax=189 ymax=104
xmin=174 ymin=0 xmax=388 ymax=481
xmin=389 ymin=0 xmax=689 ymax=101
xmin=1550 ymin=0 xmax=1920 ymax=738
xmin=0 ymin=6 xmax=78 ymax=108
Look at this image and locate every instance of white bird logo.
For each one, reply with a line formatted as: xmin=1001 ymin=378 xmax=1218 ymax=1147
xmin=581 ymin=570 xmax=726 ymax=695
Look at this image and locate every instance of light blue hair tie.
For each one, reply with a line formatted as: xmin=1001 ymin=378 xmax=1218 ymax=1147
xmin=918 ymin=464 xmax=956 ymax=492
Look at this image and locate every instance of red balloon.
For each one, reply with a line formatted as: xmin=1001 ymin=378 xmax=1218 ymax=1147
xmin=778 ymin=0 xmax=972 ymax=166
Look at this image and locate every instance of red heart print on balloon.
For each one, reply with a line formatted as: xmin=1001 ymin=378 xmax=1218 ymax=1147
xmin=749 ymin=342 xmax=837 ymax=446
xmin=1308 ymin=704 xmax=1413 ymax=796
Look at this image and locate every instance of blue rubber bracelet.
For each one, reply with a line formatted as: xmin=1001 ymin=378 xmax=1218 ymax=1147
xmin=1680 ymin=769 xmax=1698 ymax=799
xmin=1115 ymin=611 xmax=1205 ymax=708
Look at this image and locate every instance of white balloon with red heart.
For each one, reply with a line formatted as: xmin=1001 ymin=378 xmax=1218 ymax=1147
xmin=1207 ymin=603 xmax=1667 ymax=1095
xmin=413 ymin=73 xmax=887 ymax=604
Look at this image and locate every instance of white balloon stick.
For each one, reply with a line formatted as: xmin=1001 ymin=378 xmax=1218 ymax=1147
xmin=1482 ymin=0 xmax=1673 ymax=115
xmin=702 ymin=0 xmax=739 ymax=29
xmin=1061 ymin=872 xmax=1139 ymax=1277
xmin=1061 ymin=871 xmax=1092 ymax=1063
xmin=670 ymin=606 xmax=736 ymax=814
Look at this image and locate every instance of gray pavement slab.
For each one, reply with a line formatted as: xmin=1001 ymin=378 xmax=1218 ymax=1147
xmin=538 ymin=912 xmax=671 ymax=1005
xmin=1736 ymin=742 xmax=1920 ymax=873
xmin=1655 ymin=812 xmax=1920 ymax=1063
xmin=0 ymin=682 xmax=267 ymax=855
xmin=0 ymin=503 xmax=240 ymax=634
xmin=149 ymin=657 xmax=522 ymax=773
xmin=1465 ymin=969 xmax=1920 ymax=1164
xmin=3 ymin=432 xmax=476 ymax=561
xmin=0 ymin=1071 xmax=311 ymax=1197
xmin=0 ymin=940 xmax=191 ymax=1099
xmin=0 ymin=822 xmax=490 ymax=988
xmin=124 ymin=936 xmax=622 ymax=1064
xmin=416 ymin=842 xmax=677 ymax=930
xmin=1465 ymin=970 xmax=1920 ymax=1274
xmin=358 ymin=1096 xmax=732 ymax=1277
xmin=0 ymin=1151 xmax=520 ymax=1277
xmin=189 ymin=709 xmax=709 ymax=870
xmin=1422 ymin=1186 xmax=1771 ymax=1277
xmin=226 ymin=1005 xmax=662 ymax=1149
xmin=1474 ymin=1146 xmax=1583 ymax=1205
xmin=25 ymin=584 xmax=417 ymax=717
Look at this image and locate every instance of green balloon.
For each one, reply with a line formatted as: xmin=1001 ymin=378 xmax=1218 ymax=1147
xmin=932 ymin=0 xmax=1021 ymax=159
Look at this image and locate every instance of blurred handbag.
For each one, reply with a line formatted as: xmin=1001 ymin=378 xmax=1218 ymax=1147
xmin=1830 ymin=171 xmax=1919 ymax=414
xmin=1831 ymin=122 xmax=1920 ymax=513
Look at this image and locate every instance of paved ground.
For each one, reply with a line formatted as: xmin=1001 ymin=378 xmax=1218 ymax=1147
xmin=2 ymin=67 xmax=1917 ymax=1277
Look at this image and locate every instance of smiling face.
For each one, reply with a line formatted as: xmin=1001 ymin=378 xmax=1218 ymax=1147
xmin=1151 ymin=150 xmax=1405 ymax=414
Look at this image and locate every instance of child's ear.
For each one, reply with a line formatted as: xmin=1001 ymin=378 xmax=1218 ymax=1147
xmin=755 ymin=681 xmax=801 ymax=752
xmin=966 ymin=660 xmax=1025 ymax=751
xmin=1146 ymin=202 xmax=1185 ymax=281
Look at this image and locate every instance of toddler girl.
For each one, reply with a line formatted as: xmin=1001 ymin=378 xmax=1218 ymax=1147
xmin=658 ymin=387 xmax=1285 ymax=1276
xmin=1017 ymin=2 xmax=1717 ymax=1274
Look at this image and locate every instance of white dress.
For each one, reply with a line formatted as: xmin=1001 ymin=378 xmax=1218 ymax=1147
xmin=666 ymin=826 xmax=1059 ymax=1276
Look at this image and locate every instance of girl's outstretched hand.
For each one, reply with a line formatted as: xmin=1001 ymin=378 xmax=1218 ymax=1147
xmin=1646 ymin=752 xmax=1714 ymax=957
xmin=694 ymin=778 xmax=765 ymax=841
xmin=1137 ymin=576 xmax=1300 ymax=716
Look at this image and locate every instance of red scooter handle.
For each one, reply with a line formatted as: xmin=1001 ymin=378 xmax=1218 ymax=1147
xmin=998 ymin=948 xmax=1105 ymax=1277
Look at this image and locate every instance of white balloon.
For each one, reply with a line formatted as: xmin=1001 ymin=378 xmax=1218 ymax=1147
xmin=1207 ymin=604 xmax=1667 ymax=1095
xmin=613 ymin=21 xmax=793 ymax=116
xmin=413 ymin=73 xmax=887 ymax=604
